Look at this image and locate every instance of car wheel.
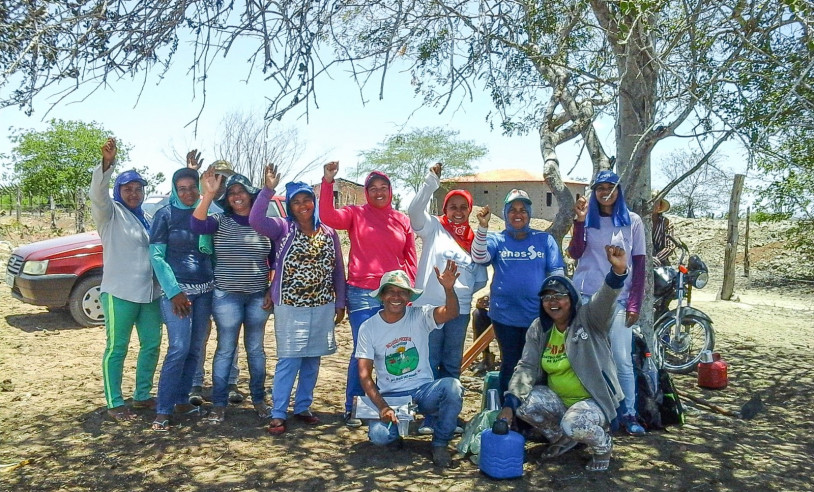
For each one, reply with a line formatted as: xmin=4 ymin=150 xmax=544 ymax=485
xmin=68 ymin=274 xmax=105 ymax=326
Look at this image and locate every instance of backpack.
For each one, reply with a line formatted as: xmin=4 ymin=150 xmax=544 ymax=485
xmin=631 ymin=330 xmax=685 ymax=429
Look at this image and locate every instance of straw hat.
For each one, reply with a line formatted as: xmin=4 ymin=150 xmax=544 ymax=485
xmin=652 ymin=192 xmax=671 ymax=214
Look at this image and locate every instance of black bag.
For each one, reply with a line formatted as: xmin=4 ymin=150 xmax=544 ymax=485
xmin=658 ymin=368 xmax=685 ymax=427
xmin=631 ymin=331 xmax=685 ymax=429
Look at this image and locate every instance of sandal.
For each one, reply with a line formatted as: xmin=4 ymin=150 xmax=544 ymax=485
xmin=254 ymin=402 xmax=271 ymax=419
xmin=132 ymin=398 xmax=156 ymax=410
xmin=108 ymin=406 xmax=138 ymax=422
xmin=541 ymin=436 xmax=578 ymax=460
xmin=294 ymin=411 xmax=320 ymax=425
xmin=151 ymin=420 xmax=170 ymax=432
xmin=207 ymin=407 xmax=225 ymax=424
xmin=267 ymin=419 xmax=286 ymax=436
xmin=586 ymin=450 xmax=612 ymax=472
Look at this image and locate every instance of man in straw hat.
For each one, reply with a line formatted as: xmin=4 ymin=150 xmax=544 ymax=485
xmin=355 ymin=260 xmax=462 ymax=467
xmin=651 ymin=192 xmax=675 ymax=267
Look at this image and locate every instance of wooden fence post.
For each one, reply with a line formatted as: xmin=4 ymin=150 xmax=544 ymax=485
xmin=744 ymin=206 xmax=750 ymax=278
xmin=720 ymin=174 xmax=745 ymax=300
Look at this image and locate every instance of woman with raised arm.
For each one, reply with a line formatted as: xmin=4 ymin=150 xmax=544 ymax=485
xmin=319 ymin=161 xmax=416 ymax=427
xmin=251 ymin=164 xmax=346 ymax=435
xmin=568 ymin=170 xmax=647 ymax=436
xmin=407 ymin=163 xmax=486 ymax=434
xmin=191 ymin=167 xmax=274 ymax=424
xmin=149 ymin=163 xmax=214 ymax=432
xmin=471 ymin=190 xmax=565 ymax=403
xmin=498 ymin=245 xmax=629 ymax=472
xmin=91 ymin=138 xmax=162 ymax=422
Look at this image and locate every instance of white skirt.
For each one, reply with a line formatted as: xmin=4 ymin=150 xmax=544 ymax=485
xmin=273 ymin=302 xmax=337 ymax=358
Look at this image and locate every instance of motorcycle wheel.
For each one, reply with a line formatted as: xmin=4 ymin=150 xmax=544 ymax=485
xmin=654 ymin=313 xmax=715 ymax=374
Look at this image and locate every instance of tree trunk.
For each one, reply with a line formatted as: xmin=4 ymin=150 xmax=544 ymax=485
xmin=49 ymin=195 xmax=57 ymax=230
xmin=720 ymin=174 xmax=745 ymax=300
xmin=75 ymin=188 xmax=86 ymax=233
xmin=15 ymin=186 xmax=21 ymax=222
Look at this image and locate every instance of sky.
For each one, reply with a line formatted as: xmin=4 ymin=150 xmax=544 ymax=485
xmin=0 ymin=37 xmax=749 ymax=204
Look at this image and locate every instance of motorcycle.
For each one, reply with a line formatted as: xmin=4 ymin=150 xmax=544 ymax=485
xmin=652 ymin=235 xmax=715 ymax=374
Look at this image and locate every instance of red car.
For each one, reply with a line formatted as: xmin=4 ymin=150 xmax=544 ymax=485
xmin=6 ymin=195 xmax=287 ymax=326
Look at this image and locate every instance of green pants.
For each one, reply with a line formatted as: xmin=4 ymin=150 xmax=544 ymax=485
xmin=101 ymin=292 xmax=162 ymax=408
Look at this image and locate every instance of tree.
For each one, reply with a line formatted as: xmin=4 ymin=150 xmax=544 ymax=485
xmin=211 ymin=110 xmax=321 ymax=187
xmin=8 ymin=119 xmax=128 ymax=231
xmin=357 ymin=128 xmax=486 ymax=193
xmin=753 ymin=127 xmax=814 ymax=262
xmin=658 ymin=150 xmax=730 ymax=218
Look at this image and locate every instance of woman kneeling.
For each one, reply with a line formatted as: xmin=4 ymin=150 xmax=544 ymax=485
xmin=497 ymin=245 xmax=629 ymax=472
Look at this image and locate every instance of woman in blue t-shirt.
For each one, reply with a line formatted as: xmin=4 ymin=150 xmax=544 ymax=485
xmin=471 ymin=189 xmax=565 ymax=401
xmin=149 ymin=167 xmax=215 ymax=432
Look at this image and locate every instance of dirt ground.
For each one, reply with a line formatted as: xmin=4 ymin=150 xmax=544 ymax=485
xmin=1 ymin=214 xmax=813 ymax=491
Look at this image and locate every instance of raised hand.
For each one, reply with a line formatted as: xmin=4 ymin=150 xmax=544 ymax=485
xmin=434 ymin=259 xmax=460 ymax=290
xmin=264 ymin=163 xmax=280 ymax=191
xmin=201 ymin=167 xmax=223 ymax=197
xmin=101 ymin=138 xmax=117 ymax=170
xmin=476 ymin=205 xmax=491 ymax=228
xmin=186 ymin=149 xmax=203 ymax=171
xmin=574 ymin=195 xmax=588 ymax=222
xmin=430 ymin=162 xmax=442 ymax=177
xmin=604 ymin=245 xmax=627 ymax=275
xmin=323 ymin=161 xmax=339 ymax=182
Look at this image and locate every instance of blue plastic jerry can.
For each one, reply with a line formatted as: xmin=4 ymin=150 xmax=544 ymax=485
xmin=479 ymin=419 xmax=525 ymax=479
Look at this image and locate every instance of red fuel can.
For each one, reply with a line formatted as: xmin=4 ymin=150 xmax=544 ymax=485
xmin=698 ymin=353 xmax=729 ymax=389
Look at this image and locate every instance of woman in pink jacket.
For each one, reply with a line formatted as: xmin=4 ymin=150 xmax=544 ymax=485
xmin=319 ymin=161 xmax=417 ymax=427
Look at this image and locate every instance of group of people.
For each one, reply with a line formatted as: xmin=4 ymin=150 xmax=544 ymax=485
xmin=94 ymin=138 xmax=667 ymax=470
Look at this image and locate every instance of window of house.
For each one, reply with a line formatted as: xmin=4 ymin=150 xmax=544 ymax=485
xmin=546 ymin=192 xmax=553 ymax=207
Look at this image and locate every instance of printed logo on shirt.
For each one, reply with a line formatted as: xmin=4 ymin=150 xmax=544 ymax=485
xmin=385 ymin=337 xmax=420 ymax=376
xmin=499 ymin=245 xmax=546 ymax=260
xmin=442 ymin=249 xmax=475 ymax=272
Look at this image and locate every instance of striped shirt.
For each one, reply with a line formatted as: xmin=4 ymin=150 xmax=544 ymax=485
xmin=193 ymin=213 xmax=273 ymax=294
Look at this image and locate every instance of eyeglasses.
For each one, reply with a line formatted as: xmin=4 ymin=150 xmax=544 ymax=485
xmin=541 ymin=293 xmax=569 ymax=303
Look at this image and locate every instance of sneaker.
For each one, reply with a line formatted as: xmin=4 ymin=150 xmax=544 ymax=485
xmin=417 ymin=425 xmax=434 ymax=435
xmin=431 ymin=446 xmax=453 ymax=468
xmin=227 ymin=384 xmax=244 ymax=404
xmin=622 ymin=415 xmax=646 ymax=436
xmin=188 ymin=386 xmax=204 ymax=406
xmin=344 ymin=411 xmax=362 ymax=428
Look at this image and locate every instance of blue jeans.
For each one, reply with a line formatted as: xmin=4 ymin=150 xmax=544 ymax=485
xmin=211 ymin=289 xmax=270 ymax=407
xmin=429 ymin=313 xmax=471 ymax=380
xmin=368 ymin=378 xmax=463 ymax=447
xmin=345 ymin=285 xmax=382 ymax=413
xmin=492 ymin=319 xmax=530 ymax=403
xmin=271 ymin=356 xmax=321 ymax=419
xmin=609 ymin=300 xmax=636 ymax=417
xmin=156 ymin=292 xmax=213 ymax=415
xmin=193 ymin=319 xmax=239 ymax=387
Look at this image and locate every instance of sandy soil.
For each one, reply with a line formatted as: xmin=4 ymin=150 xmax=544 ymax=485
xmin=1 ymin=214 xmax=813 ymax=491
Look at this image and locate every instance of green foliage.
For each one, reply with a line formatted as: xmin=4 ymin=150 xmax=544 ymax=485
xmin=754 ymin=128 xmax=814 ymax=260
xmin=8 ymin=119 xmax=128 ymax=202
xmin=357 ymin=127 xmax=487 ymax=193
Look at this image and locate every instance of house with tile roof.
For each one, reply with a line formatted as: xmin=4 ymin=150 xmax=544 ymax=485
xmin=433 ymin=169 xmax=588 ymax=221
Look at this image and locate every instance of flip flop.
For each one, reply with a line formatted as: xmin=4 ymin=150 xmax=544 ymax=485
xmin=267 ymin=419 xmax=286 ymax=436
xmin=586 ymin=451 xmax=612 ymax=472
xmin=107 ymin=406 xmax=138 ymax=422
xmin=294 ymin=412 xmax=320 ymax=425
xmin=254 ymin=403 xmax=272 ymax=419
xmin=541 ymin=437 xmax=578 ymax=459
xmin=207 ymin=407 xmax=225 ymax=424
xmin=151 ymin=420 xmax=170 ymax=432
xmin=132 ymin=398 xmax=156 ymax=410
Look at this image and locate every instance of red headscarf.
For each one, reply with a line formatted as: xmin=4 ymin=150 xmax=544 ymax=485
xmin=439 ymin=189 xmax=474 ymax=252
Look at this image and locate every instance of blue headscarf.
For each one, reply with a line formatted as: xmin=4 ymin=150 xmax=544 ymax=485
xmin=169 ymin=168 xmax=200 ymax=210
xmin=502 ymin=189 xmax=533 ymax=238
xmin=285 ymin=181 xmax=320 ymax=230
xmin=586 ymin=170 xmax=631 ymax=229
xmin=113 ymin=170 xmax=150 ymax=230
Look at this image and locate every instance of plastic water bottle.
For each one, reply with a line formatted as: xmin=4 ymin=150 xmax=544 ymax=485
xmin=643 ymin=352 xmax=659 ymax=395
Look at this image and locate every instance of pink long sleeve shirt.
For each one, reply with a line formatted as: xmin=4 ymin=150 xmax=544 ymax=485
xmin=319 ymin=175 xmax=417 ymax=290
